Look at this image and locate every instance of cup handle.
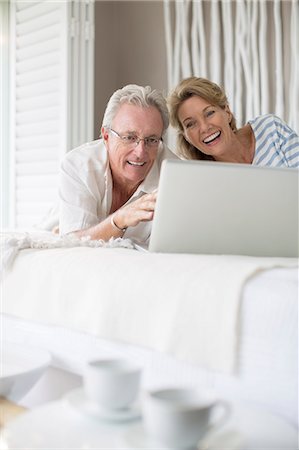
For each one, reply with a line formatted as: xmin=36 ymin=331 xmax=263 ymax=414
xmin=207 ymin=400 xmax=232 ymax=433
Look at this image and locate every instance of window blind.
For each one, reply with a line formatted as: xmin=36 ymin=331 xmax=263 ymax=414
xmin=10 ymin=0 xmax=94 ymax=229
xmin=0 ymin=1 xmax=10 ymax=229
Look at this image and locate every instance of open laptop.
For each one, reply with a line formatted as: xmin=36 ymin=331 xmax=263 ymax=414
xmin=148 ymin=159 xmax=298 ymax=257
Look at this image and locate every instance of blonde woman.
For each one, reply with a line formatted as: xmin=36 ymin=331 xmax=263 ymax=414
xmin=168 ymin=77 xmax=299 ymax=167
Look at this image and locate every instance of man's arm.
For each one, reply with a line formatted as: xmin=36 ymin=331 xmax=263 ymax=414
xmin=71 ymin=191 xmax=157 ymax=240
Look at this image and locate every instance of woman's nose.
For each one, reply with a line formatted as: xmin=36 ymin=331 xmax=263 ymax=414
xmin=198 ymin=117 xmax=209 ymax=133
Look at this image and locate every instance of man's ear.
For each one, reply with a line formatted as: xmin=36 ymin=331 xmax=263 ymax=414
xmin=101 ymin=126 xmax=109 ymax=141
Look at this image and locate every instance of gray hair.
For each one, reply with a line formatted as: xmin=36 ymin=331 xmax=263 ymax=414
xmin=102 ymin=84 xmax=169 ymax=134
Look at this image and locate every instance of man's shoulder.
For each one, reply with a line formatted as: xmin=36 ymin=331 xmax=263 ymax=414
xmin=157 ymin=143 xmax=179 ymax=162
xmin=62 ymin=139 xmax=107 ymax=171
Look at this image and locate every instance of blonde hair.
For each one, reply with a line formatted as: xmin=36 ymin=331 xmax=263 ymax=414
xmin=168 ymin=77 xmax=237 ymax=160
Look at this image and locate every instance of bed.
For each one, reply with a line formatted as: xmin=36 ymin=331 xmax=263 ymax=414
xmin=1 ymin=230 xmax=298 ymax=441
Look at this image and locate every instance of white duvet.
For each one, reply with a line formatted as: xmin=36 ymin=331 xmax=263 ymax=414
xmin=1 ymin=232 xmax=298 ymax=373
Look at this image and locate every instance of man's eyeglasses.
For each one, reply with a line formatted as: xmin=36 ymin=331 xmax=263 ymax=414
xmin=108 ymin=128 xmax=162 ymax=149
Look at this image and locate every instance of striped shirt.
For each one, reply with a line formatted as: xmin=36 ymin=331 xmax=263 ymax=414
xmin=248 ymin=114 xmax=299 ymax=168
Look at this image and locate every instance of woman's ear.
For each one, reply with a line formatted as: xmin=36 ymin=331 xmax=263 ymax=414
xmin=182 ymin=131 xmax=190 ymax=144
xmin=225 ymin=104 xmax=232 ymax=123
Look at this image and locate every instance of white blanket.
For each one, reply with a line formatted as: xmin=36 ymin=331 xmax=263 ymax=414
xmin=2 ymin=232 xmax=298 ymax=373
xmin=0 ymin=231 xmax=135 ymax=277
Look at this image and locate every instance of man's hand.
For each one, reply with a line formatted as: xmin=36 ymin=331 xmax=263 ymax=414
xmin=113 ymin=191 xmax=158 ymax=229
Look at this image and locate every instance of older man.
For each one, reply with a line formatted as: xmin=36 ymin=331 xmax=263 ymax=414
xmin=59 ymin=84 xmax=178 ymax=246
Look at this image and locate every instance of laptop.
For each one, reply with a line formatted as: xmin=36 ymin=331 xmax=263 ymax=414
xmin=148 ymin=159 xmax=299 ymax=257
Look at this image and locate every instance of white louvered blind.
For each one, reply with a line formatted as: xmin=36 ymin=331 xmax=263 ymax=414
xmin=10 ymin=0 xmax=94 ymax=229
xmin=1 ymin=1 xmax=10 ymax=229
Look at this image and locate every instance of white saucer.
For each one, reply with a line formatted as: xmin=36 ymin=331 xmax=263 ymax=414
xmin=65 ymin=388 xmax=141 ymax=423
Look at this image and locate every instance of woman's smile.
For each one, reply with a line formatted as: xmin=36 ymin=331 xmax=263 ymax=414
xmin=178 ymin=96 xmax=233 ymax=159
xmin=202 ymin=130 xmax=221 ymax=145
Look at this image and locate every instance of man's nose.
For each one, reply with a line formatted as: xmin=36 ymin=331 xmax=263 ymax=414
xmin=134 ymin=139 xmax=147 ymax=153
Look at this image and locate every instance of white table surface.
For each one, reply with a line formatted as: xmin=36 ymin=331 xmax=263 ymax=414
xmin=3 ymin=389 xmax=298 ymax=450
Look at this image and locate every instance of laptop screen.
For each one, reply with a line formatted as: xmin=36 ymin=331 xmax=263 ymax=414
xmin=149 ymin=160 xmax=298 ymax=257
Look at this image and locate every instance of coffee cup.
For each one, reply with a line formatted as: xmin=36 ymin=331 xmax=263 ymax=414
xmin=142 ymin=387 xmax=231 ymax=449
xmin=83 ymin=358 xmax=141 ymax=410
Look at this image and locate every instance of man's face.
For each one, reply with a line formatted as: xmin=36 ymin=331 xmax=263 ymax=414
xmin=102 ymin=103 xmax=164 ymax=189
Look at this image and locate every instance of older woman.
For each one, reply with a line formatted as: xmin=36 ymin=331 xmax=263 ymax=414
xmin=168 ymin=77 xmax=299 ymax=167
xmin=59 ymin=84 xmax=178 ymax=246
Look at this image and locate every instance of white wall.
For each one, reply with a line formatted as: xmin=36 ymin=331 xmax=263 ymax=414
xmin=93 ymin=1 xmax=298 ymax=139
xmin=94 ymin=1 xmax=167 ymax=137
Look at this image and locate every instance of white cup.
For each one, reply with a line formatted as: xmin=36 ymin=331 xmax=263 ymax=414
xmin=83 ymin=358 xmax=141 ymax=410
xmin=142 ymin=388 xmax=231 ymax=449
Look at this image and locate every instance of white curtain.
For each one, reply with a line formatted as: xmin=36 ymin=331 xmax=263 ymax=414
xmin=164 ymin=0 xmax=299 ymax=133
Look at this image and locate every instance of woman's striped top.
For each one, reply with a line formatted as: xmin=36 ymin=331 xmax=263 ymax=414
xmin=248 ymin=114 xmax=299 ymax=168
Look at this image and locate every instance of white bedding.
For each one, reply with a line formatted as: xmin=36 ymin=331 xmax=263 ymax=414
xmin=2 ymin=266 xmax=298 ymax=426
xmin=2 ymin=233 xmax=297 ymax=373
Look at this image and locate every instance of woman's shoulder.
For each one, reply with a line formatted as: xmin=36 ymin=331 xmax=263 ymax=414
xmin=248 ymin=113 xmax=280 ymax=129
xmin=248 ymin=114 xmax=299 ymax=140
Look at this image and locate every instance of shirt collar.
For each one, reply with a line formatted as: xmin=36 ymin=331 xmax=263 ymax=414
xmin=104 ymin=147 xmax=161 ymax=197
xmin=135 ymin=157 xmax=160 ymax=195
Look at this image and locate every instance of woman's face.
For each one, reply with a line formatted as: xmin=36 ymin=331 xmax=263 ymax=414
xmin=102 ymin=103 xmax=163 ymax=189
xmin=178 ymin=95 xmax=233 ymax=160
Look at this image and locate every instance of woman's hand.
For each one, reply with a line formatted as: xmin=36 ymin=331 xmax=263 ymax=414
xmin=112 ymin=191 xmax=158 ymax=230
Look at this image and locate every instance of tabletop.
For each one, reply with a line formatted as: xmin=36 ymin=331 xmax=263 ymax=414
xmin=1 ymin=391 xmax=298 ymax=449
